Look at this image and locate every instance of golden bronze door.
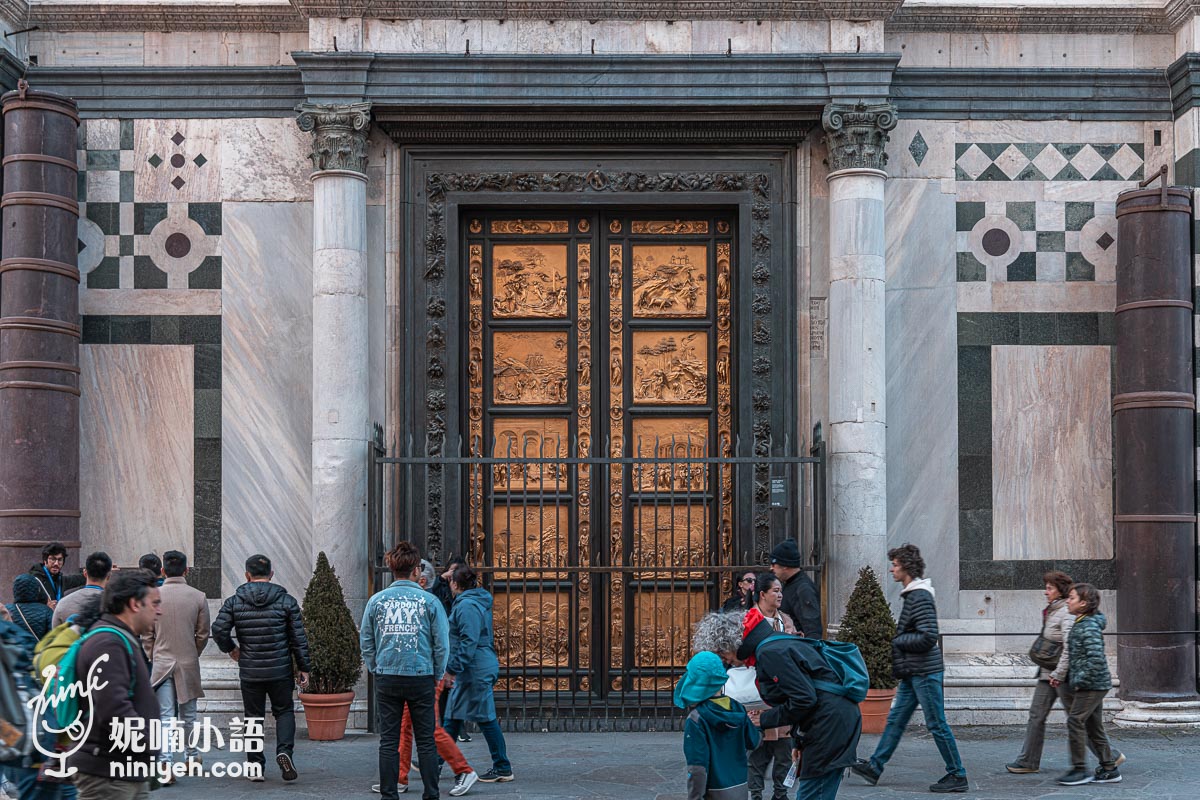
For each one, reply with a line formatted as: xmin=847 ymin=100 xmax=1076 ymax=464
xmin=464 ymin=212 xmax=734 ymax=698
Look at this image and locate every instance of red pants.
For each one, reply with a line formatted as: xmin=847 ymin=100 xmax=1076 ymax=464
xmin=397 ymin=680 xmax=471 ymax=785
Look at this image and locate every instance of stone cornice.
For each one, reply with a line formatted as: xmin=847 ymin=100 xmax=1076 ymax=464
xmin=285 ymin=0 xmax=907 ymax=20
xmin=888 ymin=5 xmax=1171 ymax=35
xmin=1168 ymin=52 xmax=1200 ymax=116
xmin=0 ymin=0 xmax=28 ymax=26
xmin=27 ymin=3 xmax=306 ymax=32
xmin=0 ymin=48 xmax=24 ymax=92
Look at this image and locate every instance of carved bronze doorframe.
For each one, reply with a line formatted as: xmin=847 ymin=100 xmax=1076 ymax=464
xmin=394 ymin=150 xmax=801 ymax=707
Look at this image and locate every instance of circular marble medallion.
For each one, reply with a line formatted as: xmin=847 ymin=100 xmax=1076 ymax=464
xmin=969 ymin=214 xmax=1024 ymax=273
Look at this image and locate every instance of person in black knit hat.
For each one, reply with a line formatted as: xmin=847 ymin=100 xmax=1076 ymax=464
xmin=769 ymin=540 xmax=822 ymax=639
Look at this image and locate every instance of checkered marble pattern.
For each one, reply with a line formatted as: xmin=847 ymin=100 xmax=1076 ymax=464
xmin=955 ymin=142 xmax=1144 ymax=182
xmin=956 ymin=199 xmax=1117 ymax=283
xmin=77 ymin=119 xmax=221 ymax=292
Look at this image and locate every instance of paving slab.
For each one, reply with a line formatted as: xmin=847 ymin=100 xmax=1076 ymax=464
xmin=159 ymin=726 xmax=1200 ymax=800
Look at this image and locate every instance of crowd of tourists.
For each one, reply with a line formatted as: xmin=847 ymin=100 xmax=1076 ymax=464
xmin=685 ymin=542 xmax=1124 ymax=798
xmin=1 ymin=539 xmax=1125 ymax=800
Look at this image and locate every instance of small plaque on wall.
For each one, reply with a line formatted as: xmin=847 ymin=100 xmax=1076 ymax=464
xmin=809 ymin=297 xmax=828 ymax=358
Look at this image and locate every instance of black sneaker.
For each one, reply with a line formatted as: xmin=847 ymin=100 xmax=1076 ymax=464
xmin=1094 ymin=766 xmax=1122 ymax=784
xmin=1005 ymin=762 xmax=1038 ymax=774
xmin=478 ymin=769 xmax=514 ymax=783
xmin=1057 ymin=768 xmax=1095 ymax=786
xmin=456 ymin=732 xmax=472 ymax=743
xmin=276 ymin=753 xmax=298 ymax=782
xmin=850 ymin=760 xmax=881 ymax=786
xmin=930 ymin=774 xmax=968 ymax=793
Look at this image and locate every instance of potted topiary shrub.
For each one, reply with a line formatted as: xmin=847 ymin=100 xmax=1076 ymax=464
xmin=298 ymin=551 xmax=362 ymax=741
xmin=839 ymin=566 xmax=898 ymax=734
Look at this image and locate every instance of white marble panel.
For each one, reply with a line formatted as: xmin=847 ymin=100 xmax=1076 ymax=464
xmin=645 ymin=21 xmax=691 ymax=54
xmin=481 ymin=19 xmax=519 ymax=53
xmin=221 ymin=202 xmax=313 ymax=597
xmin=363 ymin=20 xmax=425 ymax=53
xmin=955 ymin=181 xmax=1043 ymax=202
xmin=86 ymin=119 xmax=120 ymax=151
xmin=585 ymin=20 xmax=647 ymax=54
xmin=280 ymin=32 xmax=307 ymax=65
xmin=309 ymin=17 xmax=362 ymax=51
xmin=81 ymin=289 xmax=221 ymax=316
xmin=517 ymin=20 xmax=583 ymax=54
xmin=221 ymin=118 xmax=313 ymax=203
xmin=955 ymin=119 xmax=1084 ymax=145
xmin=771 ymin=21 xmax=827 ymax=53
xmin=447 ymin=20 xmax=483 ymax=54
xmin=1144 ymin=120 xmax=1175 ymax=179
xmin=830 ymin=20 xmax=883 ymax=52
xmin=86 ymin=170 xmax=119 ymax=203
xmin=144 ymin=32 xmax=282 ymax=66
xmin=990 ymin=282 xmax=1115 ymax=313
xmin=888 ymin=120 xmax=954 ymax=180
xmin=1043 ymin=181 xmax=1138 ymax=202
xmin=692 ymin=20 xmax=770 ymax=54
xmin=29 ymin=32 xmax=144 ymax=66
xmin=134 ymin=119 xmax=221 ymax=203
xmin=992 ymin=345 xmax=1114 ymax=561
xmin=885 ymin=179 xmax=959 ymax=617
xmin=886 ymin=32 xmax=951 ymax=67
xmin=80 ymin=345 xmax=194 ymax=564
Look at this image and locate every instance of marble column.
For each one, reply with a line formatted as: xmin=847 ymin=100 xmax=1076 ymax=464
xmin=296 ymin=102 xmax=372 ymax=609
xmin=823 ymin=101 xmax=896 ymax=627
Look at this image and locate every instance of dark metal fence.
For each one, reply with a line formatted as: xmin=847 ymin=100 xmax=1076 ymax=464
xmin=367 ymin=429 xmax=826 ymax=730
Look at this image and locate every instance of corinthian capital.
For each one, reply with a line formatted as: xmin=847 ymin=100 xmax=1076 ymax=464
xmin=296 ymin=102 xmax=372 ymax=175
xmin=822 ymin=101 xmax=898 ymax=174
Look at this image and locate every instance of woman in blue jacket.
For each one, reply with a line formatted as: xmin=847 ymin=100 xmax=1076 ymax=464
xmin=443 ymin=564 xmax=513 ymax=783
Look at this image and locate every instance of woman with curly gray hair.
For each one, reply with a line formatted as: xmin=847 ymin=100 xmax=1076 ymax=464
xmin=692 ymin=611 xmax=745 ymax=665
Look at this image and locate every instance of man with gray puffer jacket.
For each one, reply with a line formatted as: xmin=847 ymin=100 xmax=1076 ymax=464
xmin=212 ymin=553 xmax=311 ymax=783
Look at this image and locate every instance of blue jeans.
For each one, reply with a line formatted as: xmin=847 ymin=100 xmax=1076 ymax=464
xmin=795 ymin=767 xmax=843 ymax=800
xmin=10 ymin=766 xmax=64 ymax=800
xmin=870 ymin=672 xmax=965 ymax=778
xmin=156 ymin=676 xmax=200 ymax=761
xmin=443 ymin=718 xmax=511 ymax=773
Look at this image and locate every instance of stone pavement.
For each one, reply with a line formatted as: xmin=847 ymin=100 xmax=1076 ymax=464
xmin=162 ymin=726 xmax=1199 ymax=800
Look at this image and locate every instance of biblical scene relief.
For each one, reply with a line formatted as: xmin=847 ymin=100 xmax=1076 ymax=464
xmin=493 ymin=590 xmax=571 ymax=691
xmin=493 ymin=331 xmax=569 ymax=404
xmin=492 ymin=244 xmax=569 ymax=318
xmin=631 ymin=417 xmax=708 ymax=492
xmin=491 ymin=219 xmax=569 ymax=234
xmin=632 ymin=245 xmax=707 ymax=317
xmin=632 ymin=504 xmax=709 ymax=577
xmin=633 ymin=591 xmax=709 ymax=690
xmin=631 ymin=220 xmax=710 ymax=235
xmin=632 ymin=331 xmax=708 ymax=404
xmin=492 ymin=418 xmax=569 ymax=490
xmin=492 ymin=505 xmax=569 ymax=577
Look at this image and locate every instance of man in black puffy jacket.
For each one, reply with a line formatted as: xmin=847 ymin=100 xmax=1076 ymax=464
xmin=850 ymin=544 xmax=969 ymax=794
xmin=212 ymin=554 xmax=311 ymax=782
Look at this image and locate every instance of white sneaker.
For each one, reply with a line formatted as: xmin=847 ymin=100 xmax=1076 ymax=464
xmin=370 ymin=784 xmax=407 ymax=794
xmin=247 ymin=763 xmax=265 ymax=782
xmin=450 ymin=770 xmax=479 ymax=797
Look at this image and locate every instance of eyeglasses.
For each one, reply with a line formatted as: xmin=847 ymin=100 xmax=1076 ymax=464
xmin=739 ymin=577 xmax=754 ymax=584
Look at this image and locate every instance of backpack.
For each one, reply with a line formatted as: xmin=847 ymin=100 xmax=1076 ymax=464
xmin=0 ymin=634 xmax=34 ymax=762
xmin=47 ymin=626 xmax=138 ymax=731
xmin=33 ymin=622 xmax=81 ymax=686
xmin=758 ymin=635 xmax=870 ymax=704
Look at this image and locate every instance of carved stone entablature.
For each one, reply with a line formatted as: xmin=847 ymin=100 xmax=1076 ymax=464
xmin=822 ymin=101 xmax=897 ymax=174
xmin=296 ymin=102 xmax=372 ymax=175
xmin=27 ymin=3 xmax=307 ymax=32
xmin=289 ymin=0 xmax=902 ymax=21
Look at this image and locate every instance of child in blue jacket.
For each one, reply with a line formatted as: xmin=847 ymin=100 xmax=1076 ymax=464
xmin=676 ymin=651 xmax=761 ymax=800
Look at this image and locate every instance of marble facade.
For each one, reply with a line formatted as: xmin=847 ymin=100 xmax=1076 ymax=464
xmin=11 ymin=0 xmax=1200 ymax=722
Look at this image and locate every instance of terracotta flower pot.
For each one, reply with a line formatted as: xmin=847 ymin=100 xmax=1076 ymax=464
xmin=298 ymin=691 xmax=355 ymax=741
xmin=860 ymin=688 xmax=896 ymax=734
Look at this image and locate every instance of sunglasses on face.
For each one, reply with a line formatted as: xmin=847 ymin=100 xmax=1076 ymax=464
xmin=739 ymin=577 xmax=754 ymax=584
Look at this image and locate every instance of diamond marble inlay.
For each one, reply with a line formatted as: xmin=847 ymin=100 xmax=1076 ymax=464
xmin=908 ymin=131 xmax=929 ymax=166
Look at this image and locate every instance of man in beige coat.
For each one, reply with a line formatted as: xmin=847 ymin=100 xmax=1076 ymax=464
xmin=145 ymin=550 xmax=211 ymax=782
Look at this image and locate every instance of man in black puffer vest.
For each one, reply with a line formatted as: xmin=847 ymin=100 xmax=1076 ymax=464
xmin=850 ymin=544 xmax=969 ymax=794
xmin=212 ymin=554 xmax=311 ymax=783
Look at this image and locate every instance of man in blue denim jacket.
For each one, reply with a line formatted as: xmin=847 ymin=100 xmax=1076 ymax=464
xmin=361 ymin=542 xmax=449 ymax=800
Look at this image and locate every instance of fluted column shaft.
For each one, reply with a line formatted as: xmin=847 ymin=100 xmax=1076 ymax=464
xmin=823 ymin=101 xmax=896 ymax=626
xmin=297 ymin=102 xmax=371 ymax=608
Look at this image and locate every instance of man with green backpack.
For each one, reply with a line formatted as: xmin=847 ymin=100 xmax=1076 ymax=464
xmin=62 ymin=570 xmax=162 ymax=800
